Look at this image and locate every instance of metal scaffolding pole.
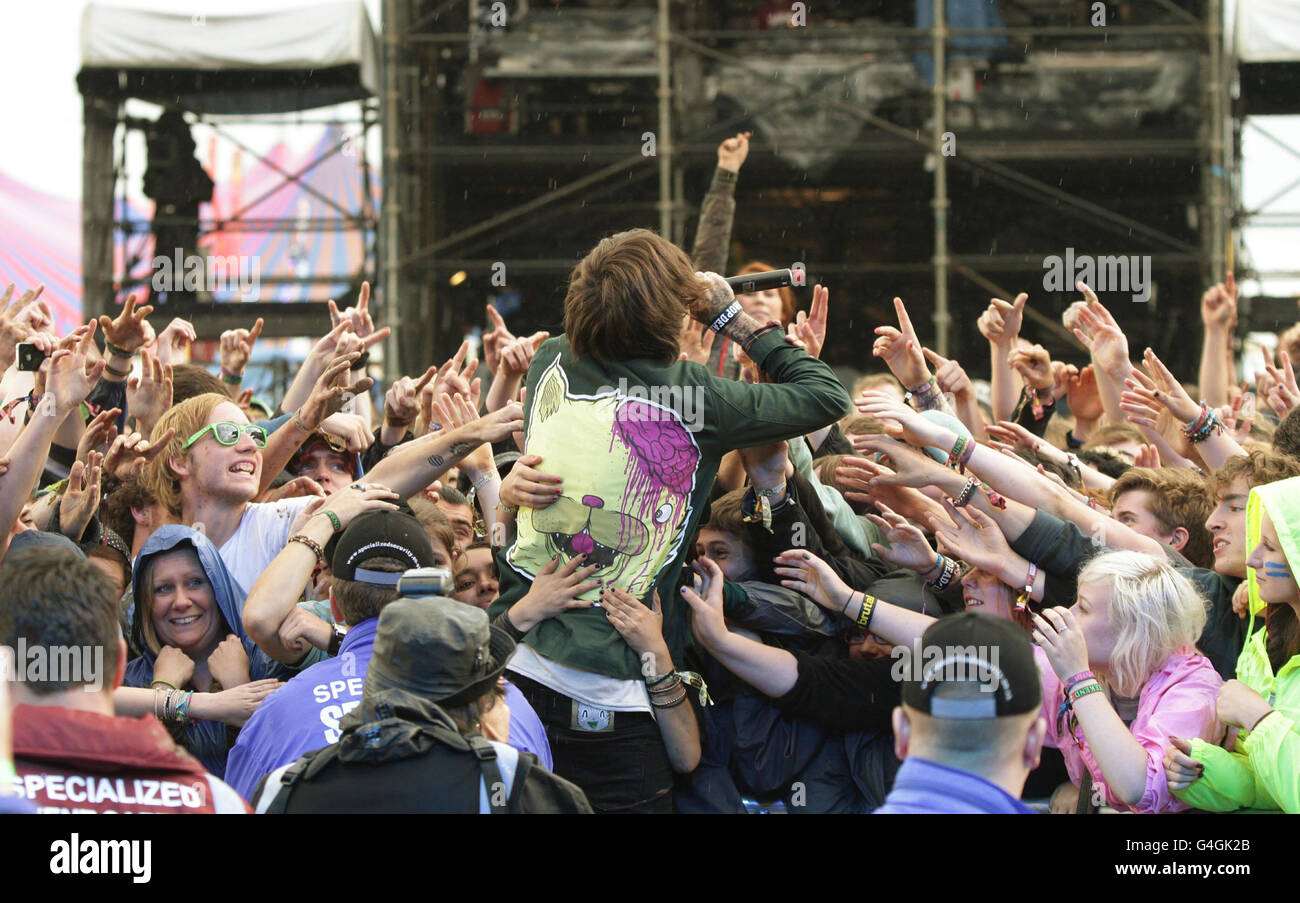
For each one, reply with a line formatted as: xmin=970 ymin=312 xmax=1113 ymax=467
xmin=381 ymin=0 xmax=404 ymax=383
xmin=657 ymin=0 xmax=673 ymax=239
xmin=932 ymin=0 xmax=950 ymax=357
xmin=1204 ymin=0 xmax=1229 ymax=285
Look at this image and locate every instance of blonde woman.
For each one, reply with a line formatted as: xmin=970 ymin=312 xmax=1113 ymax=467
xmin=772 ymin=547 xmax=1223 ymax=813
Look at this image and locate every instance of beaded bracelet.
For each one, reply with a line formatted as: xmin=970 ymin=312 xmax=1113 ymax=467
xmin=288 ymin=533 xmax=326 ymax=565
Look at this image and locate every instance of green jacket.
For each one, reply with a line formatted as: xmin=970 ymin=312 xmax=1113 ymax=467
xmin=490 ymin=329 xmax=851 ymax=680
xmin=1175 ymin=476 xmax=1300 ymax=812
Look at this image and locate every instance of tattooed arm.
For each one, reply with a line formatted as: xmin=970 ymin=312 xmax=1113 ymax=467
xmin=364 ymin=402 xmax=524 ymax=498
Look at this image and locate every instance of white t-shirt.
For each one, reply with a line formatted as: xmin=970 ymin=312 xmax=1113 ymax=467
xmin=508 ymin=644 xmax=652 ymax=714
xmin=252 ymin=739 xmax=519 ymax=813
xmin=219 ymin=497 xmax=319 ymax=595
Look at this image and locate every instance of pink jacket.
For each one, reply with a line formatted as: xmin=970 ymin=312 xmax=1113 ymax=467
xmin=1037 ymin=647 xmax=1224 ymax=814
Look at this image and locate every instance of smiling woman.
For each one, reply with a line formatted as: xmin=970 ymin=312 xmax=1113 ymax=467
xmin=123 ymin=524 xmax=293 ymax=778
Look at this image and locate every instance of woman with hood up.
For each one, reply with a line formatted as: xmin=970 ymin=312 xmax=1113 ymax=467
xmin=125 ymin=524 xmax=293 ymax=778
xmin=1166 ymin=473 xmax=1300 ymax=812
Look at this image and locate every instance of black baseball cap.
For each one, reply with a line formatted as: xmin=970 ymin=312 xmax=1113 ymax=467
xmin=899 ymin=611 xmax=1041 ymax=719
xmin=328 ymin=506 xmax=436 ymax=586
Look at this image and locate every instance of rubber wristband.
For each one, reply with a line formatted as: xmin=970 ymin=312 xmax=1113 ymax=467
xmin=323 ymin=510 xmax=343 ymax=533
xmin=104 ymin=340 xmax=136 ymax=358
xmin=150 ymin=679 xmax=177 ymax=691
xmin=709 ymin=300 xmax=743 ymax=333
xmin=221 ymin=369 xmax=243 ymax=385
xmin=854 ymin=593 xmax=878 ymax=630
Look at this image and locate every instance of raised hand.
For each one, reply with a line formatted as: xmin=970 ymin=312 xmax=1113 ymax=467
xmin=772 ymin=547 xmax=854 ymax=613
xmin=482 ymin=304 xmax=516 ymax=375
xmin=1066 ymin=364 xmax=1105 ymax=422
xmin=1007 ymin=343 xmax=1054 ymax=391
xmin=219 ymin=317 xmax=263 ymax=378
xmin=1201 ymin=274 xmax=1238 ymax=330
xmin=98 ymin=292 xmax=155 ymax=356
xmin=1121 ymin=348 xmax=1201 ymax=424
xmin=872 ymin=297 xmax=930 ymax=388
xmin=327 ymin=282 xmax=389 ymax=349
xmin=863 ymin=503 xmax=940 ymax=574
xmin=76 ymin=407 xmax=120 ymax=464
xmin=46 ymin=326 xmax=107 ymax=416
xmin=0 ymin=283 xmax=48 ymax=369
xmin=678 ymin=315 xmax=716 ymax=365
xmin=1071 ymin=284 xmax=1131 ymax=377
xmin=498 ymin=331 xmax=550 ymax=379
xmin=1260 ymin=350 xmax=1300 ymax=419
xmin=104 ymin=426 xmax=177 ymax=482
xmin=127 ymin=347 xmax=173 ymax=436
xmin=786 ymin=284 xmax=828 ymax=360
xmin=928 ymin=500 xmax=1013 ymax=579
xmin=922 ymin=346 xmax=973 ymax=400
xmin=154 ymin=317 xmax=196 ymax=366
xmin=384 ymin=365 xmax=437 ymax=433
xmin=318 ymin=411 xmax=373 ymax=453
xmin=297 ymin=353 xmax=371 ymax=432
xmin=317 ymin=483 xmax=400 ymax=532
xmin=855 ymin=389 xmax=946 ymax=448
xmin=978 ymin=293 xmax=1027 ymax=345
xmin=716 ymin=131 xmax=752 ymax=173
xmin=680 ymin=555 xmax=728 ymax=647
xmin=59 ymin=452 xmax=103 ymax=542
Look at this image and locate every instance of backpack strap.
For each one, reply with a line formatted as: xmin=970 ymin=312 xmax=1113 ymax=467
xmin=464 ymin=733 xmax=507 ymax=814
xmin=264 ymin=746 xmax=339 ymax=815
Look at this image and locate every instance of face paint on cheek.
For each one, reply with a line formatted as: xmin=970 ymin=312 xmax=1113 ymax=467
xmin=1262 ymin=561 xmax=1293 ymax=578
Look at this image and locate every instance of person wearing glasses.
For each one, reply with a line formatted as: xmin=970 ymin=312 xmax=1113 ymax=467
xmin=144 ymin=392 xmax=320 ymax=595
xmin=124 ymin=523 xmax=292 ymax=779
xmin=147 ymin=386 xmax=528 ymax=604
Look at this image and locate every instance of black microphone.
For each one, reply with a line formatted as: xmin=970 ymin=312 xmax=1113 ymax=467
xmin=724 ymin=269 xmax=794 ymax=294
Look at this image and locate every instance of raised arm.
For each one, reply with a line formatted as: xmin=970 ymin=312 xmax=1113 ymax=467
xmin=979 ymin=292 xmax=1028 ymax=422
xmin=1199 ymin=276 xmax=1237 ymax=410
xmin=690 ymin=132 xmax=749 ymax=273
xmin=366 ymin=402 xmax=523 ymax=499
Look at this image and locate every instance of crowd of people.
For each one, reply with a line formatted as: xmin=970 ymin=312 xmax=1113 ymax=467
xmin=1 ymin=131 xmax=1298 ymax=815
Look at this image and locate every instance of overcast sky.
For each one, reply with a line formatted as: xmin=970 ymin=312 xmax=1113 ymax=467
xmin=2 ymin=0 xmax=1296 ymax=294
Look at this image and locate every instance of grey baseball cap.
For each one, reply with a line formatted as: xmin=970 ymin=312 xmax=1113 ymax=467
xmin=363 ymin=596 xmax=515 ymax=707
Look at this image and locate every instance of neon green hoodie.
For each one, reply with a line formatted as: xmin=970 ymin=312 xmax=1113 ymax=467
xmin=1174 ymin=475 xmax=1300 ymax=812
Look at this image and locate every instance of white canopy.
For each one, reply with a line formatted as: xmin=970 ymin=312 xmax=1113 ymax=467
xmin=1234 ymin=0 xmax=1300 ymax=63
xmin=79 ymin=1 xmax=378 ymax=111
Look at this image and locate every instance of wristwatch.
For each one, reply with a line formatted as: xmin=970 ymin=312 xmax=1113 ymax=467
xmin=328 ymin=624 xmax=347 ymax=656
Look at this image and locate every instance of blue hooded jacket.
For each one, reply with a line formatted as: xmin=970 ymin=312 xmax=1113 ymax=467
xmin=125 ymin=524 xmax=293 ymax=778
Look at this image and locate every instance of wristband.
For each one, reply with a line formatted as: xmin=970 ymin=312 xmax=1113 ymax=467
xmin=221 ymin=368 xmax=243 ymax=385
xmin=104 ymin=339 xmax=136 ymax=358
xmin=104 ymin=360 xmax=132 ymax=380
xmin=709 ymin=300 xmax=743 ymax=334
xmin=1070 ymin=682 xmax=1104 ymax=703
xmin=351 ymin=350 xmax=371 ymax=370
xmin=928 ymin=554 xmax=958 ymax=590
xmin=854 ymin=592 xmax=878 ymax=630
xmin=1062 ymin=669 xmax=1095 ymax=695
xmin=1015 ymin=562 xmax=1038 ymax=611
xmin=646 ymin=669 xmax=677 ymax=688
xmin=292 ymin=408 xmax=313 ymax=433
xmin=322 ymin=510 xmax=343 ymax=533
xmin=151 ymin=679 xmax=177 ymax=691
xmin=919 ymin=553 xmax=944 ymax=581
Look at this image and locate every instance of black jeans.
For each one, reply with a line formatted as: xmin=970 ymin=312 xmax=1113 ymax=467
xmin=510 ymin=673 xmax=674 ymax=813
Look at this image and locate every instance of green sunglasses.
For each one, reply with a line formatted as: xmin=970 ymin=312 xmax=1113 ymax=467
xmin=183 ymin=422 xmax=268 ymax=450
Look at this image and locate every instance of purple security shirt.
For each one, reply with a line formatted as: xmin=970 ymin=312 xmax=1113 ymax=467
xmin=224 ymin=617 xmax=552 ymax=802
xmin=875 ymin=758 xmax=1033 ymax=814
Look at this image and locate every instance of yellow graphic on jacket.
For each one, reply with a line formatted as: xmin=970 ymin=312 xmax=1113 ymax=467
xmin=506 ymin=354 xmax=702 ymax=599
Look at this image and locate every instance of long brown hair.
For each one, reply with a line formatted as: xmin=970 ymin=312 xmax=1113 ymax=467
xmin=563 ymin=229 xmax=707 ymax=366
